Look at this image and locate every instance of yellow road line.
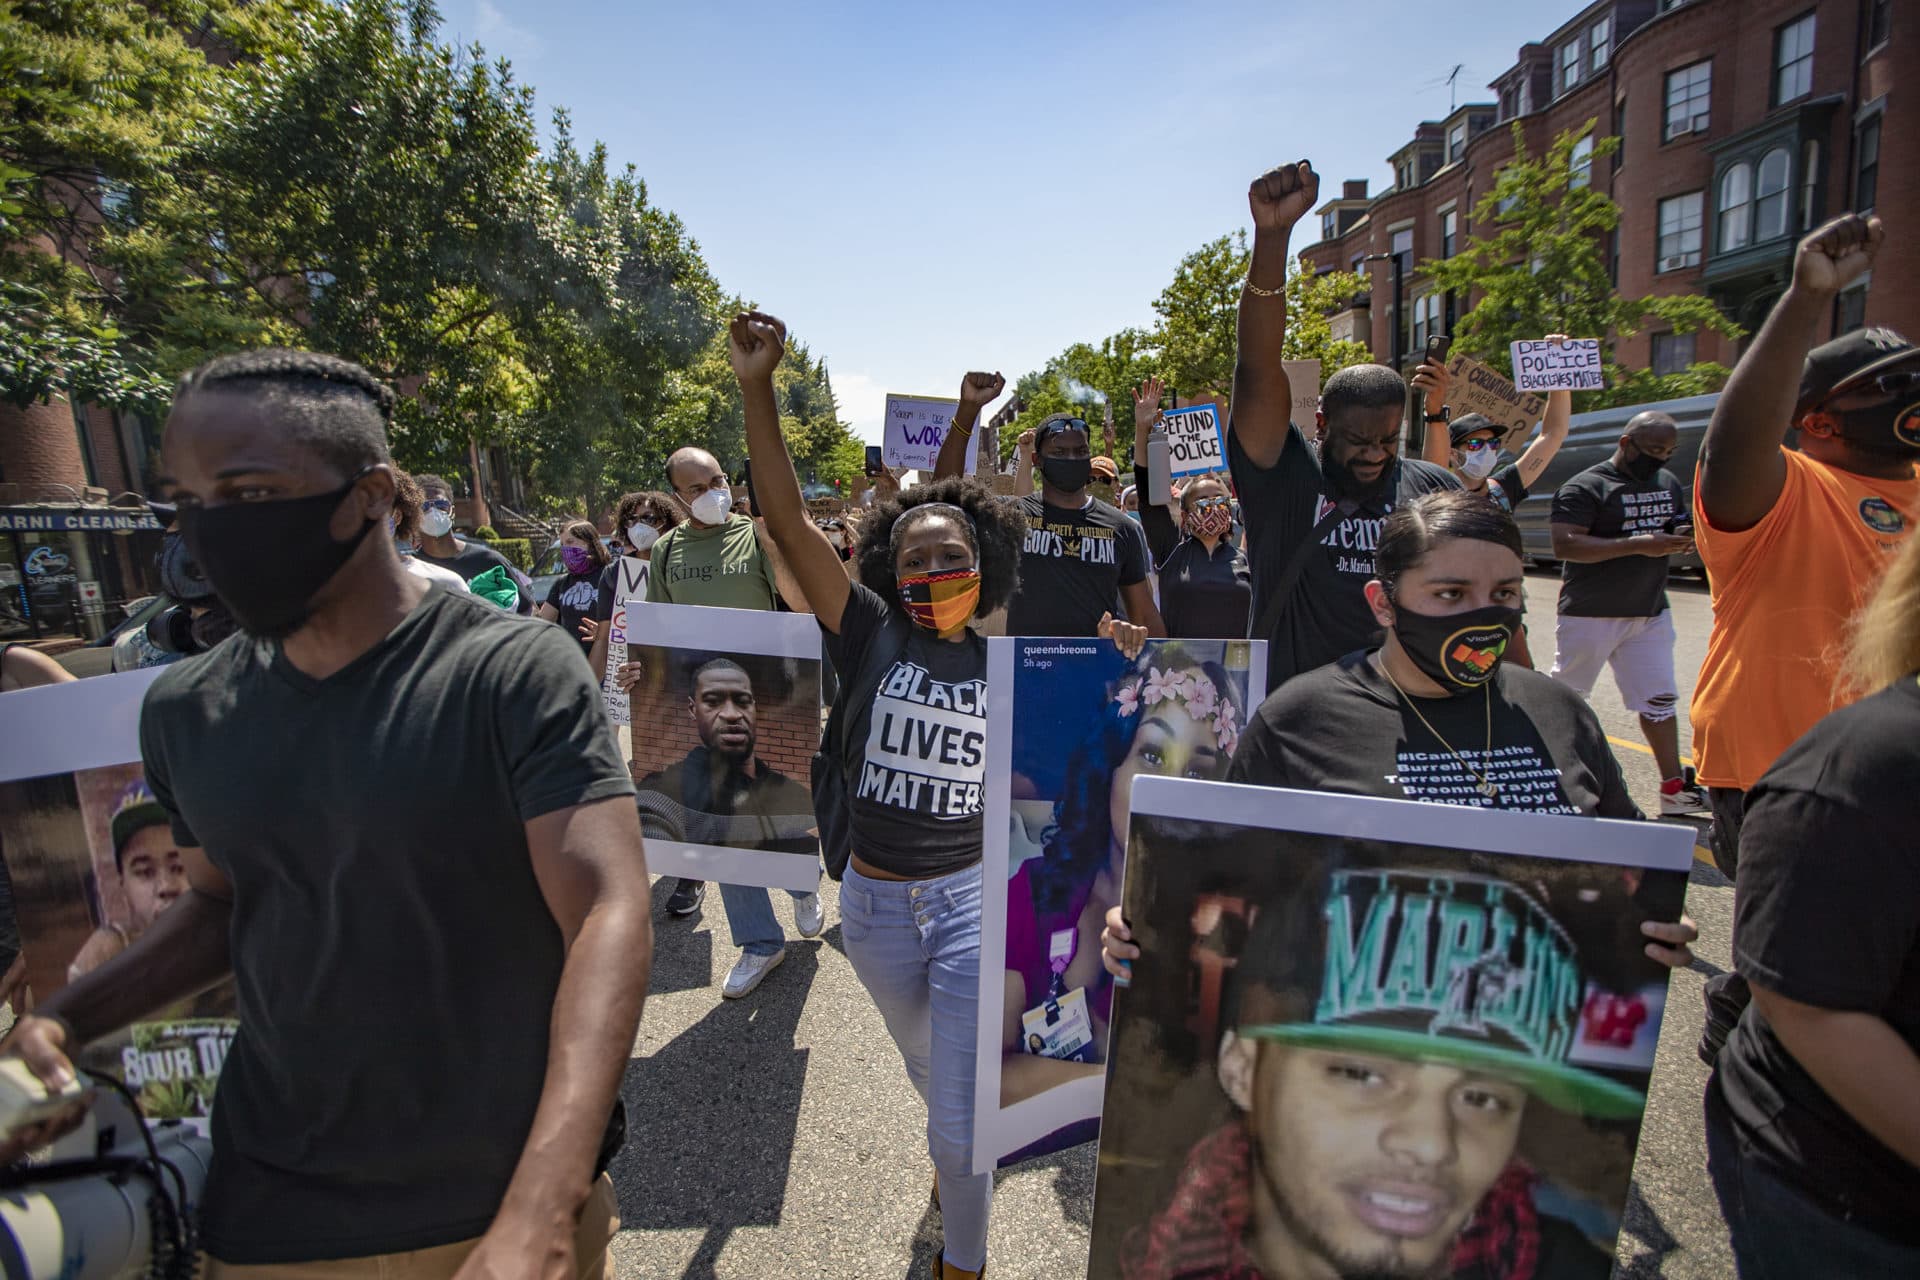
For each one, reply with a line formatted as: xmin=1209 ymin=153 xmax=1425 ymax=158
xmin=1606 ymin=735 xmax=1695 ymax=769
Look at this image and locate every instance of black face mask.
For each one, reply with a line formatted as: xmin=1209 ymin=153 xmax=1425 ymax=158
xmin=1620 ymin=447 xmax=1665 ymax=484
xmin=1037 ymin=455 xmax=1092 ymax=494
xmin=1320 ymin=445 xmax=1395 ymax=501
xmin=178 ymin=472 xmax=378 ymax=639
xmin=1390 ymin=599 xmax=1522 ymax=694
xmin=1835 ymin=398 xmax=1920 ymax=460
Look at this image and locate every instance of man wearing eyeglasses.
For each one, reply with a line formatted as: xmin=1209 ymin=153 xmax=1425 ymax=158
xmin=1229 ymin=160 xmax=1459 ymax=694
xmin=1690 ymin=213 xmax=1917 ymax=1061
xmin=411 ymin=474 xmax=535 ymax=614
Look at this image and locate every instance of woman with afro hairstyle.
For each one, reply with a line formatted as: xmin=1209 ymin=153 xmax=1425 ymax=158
xmin=728 ymin=310 xmax=1135 ymax=1280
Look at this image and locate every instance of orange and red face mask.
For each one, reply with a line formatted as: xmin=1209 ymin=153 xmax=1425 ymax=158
xmin=898 ymin=568 xmax=981 ymax=637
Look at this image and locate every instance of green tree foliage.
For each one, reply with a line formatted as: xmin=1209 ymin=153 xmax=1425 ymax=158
xmin=1419 ymin=120 xmax=1740 ymax=410
xmin=1004 ymin=329 xmax=1156 ymax=469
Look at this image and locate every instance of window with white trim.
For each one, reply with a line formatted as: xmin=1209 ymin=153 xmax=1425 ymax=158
xmin=1570 ymin=135 xmax=1595 ymax=190
xmin=1651 ymin=331 xmax=1696 ymax=376
xmin=1664 ymin=62 xmax=1711 ymax=141
xmin=1718 ymin=163 xmax=1752 ymax=252
xmin=1440 ymin=208 xmax=1457 ymax=258
xmin=1658 ymin=192 xmax=1704 ymax=270
xmin=1856 ymin=116 xmax=1880 ymax=211
xmin=1590 ymin=18 xmax=1611 ymax=70
xmin=1774 ymin=13 xmax=1815 ymax=105
xmin=1755 ymin=146 xmax=1791 ymax=241
xmin=1560 ymin=41 xmax=1583 ymax=94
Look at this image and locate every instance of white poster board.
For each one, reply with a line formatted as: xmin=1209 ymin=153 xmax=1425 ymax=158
xmin=599 ymin=557 xmax=650 ymax=726
xmin=1284 ymin=359 xmax=1321 ymax=427
xmin=1161 ymin=404 xmax=1227 ymax=478
xmin=1511 ymin=338 xmax=1605 ymax=392
xmin=624 ymin=602 xmax=823 ymax=892
xmin=883 ymin=394 xmax=974 ymax=474
xmin=972 ymin=637 xmax=1267 ymax=1173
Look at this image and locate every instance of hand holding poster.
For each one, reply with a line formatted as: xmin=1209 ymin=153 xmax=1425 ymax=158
xmin=1161 ymin=404 xmax=1227 ymax=478
xmin=625 ymin=601 xmax=823 ymax=891
xmin=1283 ymin=359 xmax=1321 ymax=428
xmin=973 ymin=637 xmax=1267 ymax=1173
xmin=1512 ymin=338 xmax=1605 ymax=392
xmin=1445 ymin=353 xmax=1548 ymax=451
xmin=1088 ymin=779 xmax=1693 ymax=1280
xmin=884 ymin=394 xmax=973 ymax=473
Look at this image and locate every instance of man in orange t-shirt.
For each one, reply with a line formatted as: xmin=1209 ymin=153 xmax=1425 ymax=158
xmin=1692 ymin=214 xmax=1917 ymax=1061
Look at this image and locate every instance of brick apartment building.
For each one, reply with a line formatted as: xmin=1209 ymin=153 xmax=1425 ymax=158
xmin=1299 ymin=0 xmax=1911 ymax=376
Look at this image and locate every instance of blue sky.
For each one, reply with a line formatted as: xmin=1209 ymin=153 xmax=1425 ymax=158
xmin=439 ymin=0 xmax=1574 ymax=442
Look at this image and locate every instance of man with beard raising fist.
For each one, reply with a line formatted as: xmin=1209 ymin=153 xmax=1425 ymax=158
xmin=1229 ymin=160 xmax=1458 ymax=694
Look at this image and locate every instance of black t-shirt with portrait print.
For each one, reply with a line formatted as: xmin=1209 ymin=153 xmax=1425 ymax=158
xmin=545 ymin=568 xmax=602 ymax=652
xmin=1551 ymin=460 xmax=1686 ymax=618
xmin=823 ymin=583 xmax=986 ymax=879
xmin=136 ymin=589 xmax=634 ymax=1263
xmin=1227 ymin=424 xmax=1460 ymax=694
xmin=1713 ymin=676 xmax=1920 ymax=1245
xmin=1004 ymin=492 xmax=1150 ymax=636
xmin=1228 ymin=650 xmax=1639 ymax=818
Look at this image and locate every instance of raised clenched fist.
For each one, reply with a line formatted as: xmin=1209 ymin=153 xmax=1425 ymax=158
xmin=727 ymin=311 xmax=788 ymax=382
xmin=959 ymin=371 xmax=1006 ymax=409
xmin=1793 ymin=214 xmax=1883 ymax=297
xmin=1249 ymin=161 xmax=1319 ymax=233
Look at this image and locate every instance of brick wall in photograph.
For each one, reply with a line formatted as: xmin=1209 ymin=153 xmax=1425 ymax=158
xmin=626 ymin=649 xmax=820 ymax=785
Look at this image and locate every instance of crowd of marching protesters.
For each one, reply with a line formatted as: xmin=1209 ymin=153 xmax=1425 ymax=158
xmin=0 ymin=155 xmax=1913 ymax=1280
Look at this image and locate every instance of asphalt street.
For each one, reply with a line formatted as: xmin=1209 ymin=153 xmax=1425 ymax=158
xmin=607 ymin=571 xmax=1735 ymax=1279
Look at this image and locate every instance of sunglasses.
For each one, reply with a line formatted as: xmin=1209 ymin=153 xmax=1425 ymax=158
xmin=1458 ymin=438 xmax=1499 ymax=452
xmin=424 ymin=498 xmax=454 ymax=512
xmin=1037 ymin=417 xmax=1090 ymax=440
xmin=1189 ymin=496 xmax=1232 ymax=513
xmin=1824 ymin=368 xmax=1920 ymax=407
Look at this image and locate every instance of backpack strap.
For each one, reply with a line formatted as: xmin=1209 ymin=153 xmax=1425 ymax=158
xmin=1249 ymin=497 xmax=1358 ymax=645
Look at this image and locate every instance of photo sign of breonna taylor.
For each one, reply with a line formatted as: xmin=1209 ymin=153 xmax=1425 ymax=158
xmin=972 ymin=636 xmax=1266 ymax=1173
xmin=1087 ymin=777 xmax=1694 ymax=1280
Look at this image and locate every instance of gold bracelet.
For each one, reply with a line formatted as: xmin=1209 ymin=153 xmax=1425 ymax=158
xmin=1243 ymin=279 xmax=1283 ymax=297
xmin=952 ymin=422 xmax=974 ymax=438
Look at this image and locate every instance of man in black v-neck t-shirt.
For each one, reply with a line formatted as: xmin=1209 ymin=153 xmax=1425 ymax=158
xmin=1227 ymin=162 xmax=1458 ymax=694
xmin=0 ymin=351 xmax=650 ymax=1274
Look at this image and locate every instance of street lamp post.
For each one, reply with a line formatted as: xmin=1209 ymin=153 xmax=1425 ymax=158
xmin=1361 ymin=250 xmax=1406 ymax=370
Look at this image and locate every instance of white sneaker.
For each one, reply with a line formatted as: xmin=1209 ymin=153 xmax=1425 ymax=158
xmin=1660 ymin=785 xmax=1711 ymax=819
xmin=794 ymin=891 xmax=823 ymax=939
xmin=723 ymin=947 xmax=786 ymax=999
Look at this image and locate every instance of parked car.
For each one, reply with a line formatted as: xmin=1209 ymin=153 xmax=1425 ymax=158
xmin=52 ymin=593 xmax=177 ymax=678
xmin=1510 ymin=392 xmax=1715 ymax=573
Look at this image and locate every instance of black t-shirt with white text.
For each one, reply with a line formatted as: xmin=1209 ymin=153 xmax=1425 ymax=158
xmin=1714 ymin=677 xmax=1920 ymax=1244
xmin=1005 ymin=493 xmax=1150 ymax=637
xmin=138 ymin=591 xmax=634 ymax=1262
xmin=1551 ymin=461 xmax=1686 ymax=618
xmin=1228 ymin=425 xmax=1459 ymax=693
xmin=823 ymin=584 xmax=986 ymax=878
xmin=1228 ymin=650 xmax=1638 ymax=818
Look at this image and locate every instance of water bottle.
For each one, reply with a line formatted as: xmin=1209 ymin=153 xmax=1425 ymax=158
xmin=1146 ymin=422 xmax=1172 ymax=506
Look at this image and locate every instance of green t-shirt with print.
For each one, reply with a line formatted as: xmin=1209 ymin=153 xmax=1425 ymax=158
xmin=646 ymin=513 xmax=779 ymax=610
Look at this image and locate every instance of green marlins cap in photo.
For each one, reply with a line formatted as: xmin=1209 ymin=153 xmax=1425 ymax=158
xmin=1241 ymin=868 xmax=1647 ymax=1120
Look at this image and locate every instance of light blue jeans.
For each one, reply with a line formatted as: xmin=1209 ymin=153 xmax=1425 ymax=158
xmin=840 ymin=862 xmax=991 ymax=1272
xmin=720 ymin=881 xmax=816 ymax=958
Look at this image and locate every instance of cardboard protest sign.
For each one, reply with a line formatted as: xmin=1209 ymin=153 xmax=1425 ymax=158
xmin=0 ymin=671 xmax=238 ymax=1118
xmin=1161 ymin=404 xmax=1227 ymax=478
xmin=599 ymin=556 xmax=650 ymax=726
xmin=884 ymin=394 xmax=973 ymax=473
xmin=1446 ymin=353 xmax=1548 ymax=451
xmin=1513 ymin=338 xmax=1605 ymax=393
xmin=1284 ymin=359 xmax=1321 ymax=427
xmin=1088 ymin=778 xmax=1692 ymax=1279
xmin=972 ymin=637 xmax=1267 ymax=1173
xmin=625 ymin=602 xmax=823 ymax=891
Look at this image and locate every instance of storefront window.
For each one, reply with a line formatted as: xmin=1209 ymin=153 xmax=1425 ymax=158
xmin=0 ymin=507 xmax=164 ymax=643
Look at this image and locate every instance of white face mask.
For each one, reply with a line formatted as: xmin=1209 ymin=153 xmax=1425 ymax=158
xmin=1456 ymin=445 xmax=1499 ymax=481
xmin=420 ymin=508 xmax=454 ymax=538
xmin=627 ymin=522 xmax=660 ymax=553
xmin=689 ymin=486 xmax=732 ymax=526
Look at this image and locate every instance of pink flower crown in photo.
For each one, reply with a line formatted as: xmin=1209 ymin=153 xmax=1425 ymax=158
xmin=1113 ymin=665 xmax=1241 ymax=755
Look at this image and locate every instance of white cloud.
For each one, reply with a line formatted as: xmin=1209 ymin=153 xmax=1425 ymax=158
xmin=833 ymin=371 xmax=889 ymax=444
xmin=468 ymin=0 xmax=543 ymax=60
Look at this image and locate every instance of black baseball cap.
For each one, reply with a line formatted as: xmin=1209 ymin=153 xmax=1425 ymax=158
xmin=1449 ymin=413 xmax=1500 ymax=447
xmin=1795 ymin=327 xmax=1920 ymax=417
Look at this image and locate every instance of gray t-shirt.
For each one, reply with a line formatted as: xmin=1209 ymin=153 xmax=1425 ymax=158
xmin=139 ymin=590 xmax=634 ymax=1263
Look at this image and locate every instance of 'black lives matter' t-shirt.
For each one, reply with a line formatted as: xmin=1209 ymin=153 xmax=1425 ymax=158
xmin=1005 ymin=493 xmax=1150 ymax=637
xmin=1228 ymin=650 xmax=1638 ymax=818
xmin=1551 ymin=461 xmax=1686 ymax=618
xmin=1714 ymin=677 xmax=1920 ymax=1244
xmin=1228 ymin=425 xmax=1459 ymax=693
xmin=824 ymin=584 xmax=986 ymax=878
xmin=139 ymin=591 xmax=634 ymax=1263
